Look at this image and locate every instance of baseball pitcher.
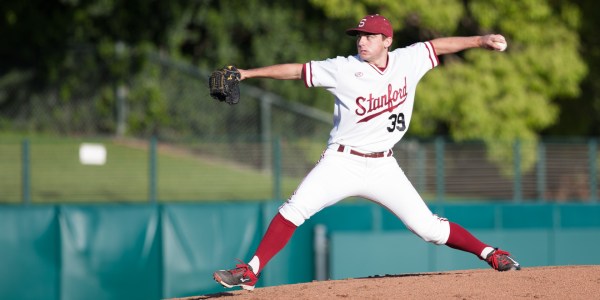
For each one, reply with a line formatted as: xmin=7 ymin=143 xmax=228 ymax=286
xmin=211 ymin=14 xmax=520 ymax=291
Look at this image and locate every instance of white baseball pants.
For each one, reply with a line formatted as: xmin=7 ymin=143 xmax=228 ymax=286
xmin=279 ymin=145 xmax=450 ymax=245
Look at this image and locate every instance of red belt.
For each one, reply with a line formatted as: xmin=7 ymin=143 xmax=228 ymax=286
xmin=337 ymin=145 xmax=392 ymax=158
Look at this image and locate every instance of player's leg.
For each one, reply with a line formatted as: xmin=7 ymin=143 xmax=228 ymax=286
xmin=212 ymin=212 xmax=295 ymax=291
xmin=364 ymin=157 xmax=520 ymax=271
xmin=432 ymin=220 xmax=520 ymax=271
xmin=214 ymin=149 xmax=364 ymax=289
xmin=445 ymin=222 xmax=520 ymax=270
xmin=256 ymin=151 xmax=364 ymax=272
xmin=363 ymin=157 xmax=449 ymax=243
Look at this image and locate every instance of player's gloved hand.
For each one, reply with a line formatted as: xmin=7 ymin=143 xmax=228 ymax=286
xmin=209 ymin=66 xmax=241 ymax=105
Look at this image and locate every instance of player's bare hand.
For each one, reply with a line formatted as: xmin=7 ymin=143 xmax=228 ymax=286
xmin=237 ymin=69 xmax=248 ymax=81
xmin=481 ymin=34 xmax=507 ymax=51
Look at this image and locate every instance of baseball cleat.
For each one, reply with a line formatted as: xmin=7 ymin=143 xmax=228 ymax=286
xmin=213 ymin=260 xmax=258 ymax=291
xmin=485 ymin=248 xmax=521 ymax=271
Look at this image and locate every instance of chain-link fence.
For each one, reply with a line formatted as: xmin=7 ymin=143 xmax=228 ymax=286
xmin=396 ymin=139 xmax=599 ymax=202
xmin=2 ymin=136 xmax=598 ymax=203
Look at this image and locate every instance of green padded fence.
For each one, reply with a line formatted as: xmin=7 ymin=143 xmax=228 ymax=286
xmin=59 ymin=205 xmax=161 ymax=300
xmin=0 ymin=206 xmax=59 ymax=300
xmin=161 ymin=203 xmax=263 ymax=296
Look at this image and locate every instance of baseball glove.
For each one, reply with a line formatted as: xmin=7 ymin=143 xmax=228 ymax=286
xmin=208 ymin=66 xmax=241 ymax=105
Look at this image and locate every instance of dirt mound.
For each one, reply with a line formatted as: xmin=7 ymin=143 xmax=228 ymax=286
xmin=179 ymin=265 xmax=600 ymax=300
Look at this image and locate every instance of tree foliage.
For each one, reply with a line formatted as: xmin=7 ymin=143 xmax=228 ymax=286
xmin=0 ymin=0 xmax=188 ymax=133
xmin=544 ymin=0 xmax=600 ymax=136
xmin=0 ymin=0 xmax=596 ymax=159
xmin=182 ymin=0 xmax=355 ymax=112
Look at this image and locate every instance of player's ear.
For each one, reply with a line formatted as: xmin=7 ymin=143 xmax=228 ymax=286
xmin=383 ymin=36 xmax=393 ymax=48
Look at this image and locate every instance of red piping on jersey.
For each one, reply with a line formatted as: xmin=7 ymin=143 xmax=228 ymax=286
xmin=381 ymin=53 xmax=389 ymax=71
xmin=302 ymin=64 xmax=307 ymax=87
xmin=425 ymin=42 xmax=439 ymax=69
xmin=431 ymin=42 xmax=440 ymax=65
xmin=367 ymin=54 xmax=389 ymax=74
xmin=303 ymin=62 xmax=314 ymax=88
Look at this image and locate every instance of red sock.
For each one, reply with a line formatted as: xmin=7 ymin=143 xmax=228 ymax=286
xmin=253 ymin=213 xmax=297 ymax=274
xmin=445 ymin=222 xmax=489 ymax=257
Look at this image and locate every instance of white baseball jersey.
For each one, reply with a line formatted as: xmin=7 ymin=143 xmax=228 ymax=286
xmin=303 ymin=41 xmax=439 ymax=152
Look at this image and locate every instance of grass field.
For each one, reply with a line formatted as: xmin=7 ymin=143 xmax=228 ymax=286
xmin=0 ymin=135 xmax=302 ymax=203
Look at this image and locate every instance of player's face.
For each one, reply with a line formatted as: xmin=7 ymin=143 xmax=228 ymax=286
xmin=356 ymin=33 xmax=391 ymax=64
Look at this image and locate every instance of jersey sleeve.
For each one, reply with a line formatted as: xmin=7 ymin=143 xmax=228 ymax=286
xmin=302 ymin=57 xmax=340 ymax=89
xmin=403 ymin=41 xmax=440 ymax=80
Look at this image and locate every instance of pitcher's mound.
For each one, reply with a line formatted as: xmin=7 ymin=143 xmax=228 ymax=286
xmin=178 ymin=265 xmax=600 ymax=300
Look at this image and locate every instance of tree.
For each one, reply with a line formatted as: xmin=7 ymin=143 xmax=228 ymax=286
xmin=0 ymin=0 xmax=188 ymax=134
xmin=0 ymin=0 xmax=592 ymax=160
xmin=543 ymin=0 xmax=600 ymax=136
xmin=181 ymin=0 xmax=354 ymax=112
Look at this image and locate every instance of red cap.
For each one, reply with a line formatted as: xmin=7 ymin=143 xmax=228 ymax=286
xmin=346 ymin=15 xmax=393 ymax=38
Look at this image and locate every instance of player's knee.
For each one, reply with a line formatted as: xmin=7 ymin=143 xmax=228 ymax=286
xmin=278 ymin=203 xmax=308 ymax=227
xmin=420 ymin=233 xmax=446 ymax=245
xmin=412 ymin=217 xmax=450 ymax=245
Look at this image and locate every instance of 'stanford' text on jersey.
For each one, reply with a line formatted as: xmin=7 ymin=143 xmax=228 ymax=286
xmin=303 ymin=41 xmax=439 ymax=153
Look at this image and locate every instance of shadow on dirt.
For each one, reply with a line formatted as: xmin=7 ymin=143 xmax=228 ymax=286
xmin=358 ymin=272 xmax=458 ymax=280
xmin=183 ymin=292 xmax=236 ymax=299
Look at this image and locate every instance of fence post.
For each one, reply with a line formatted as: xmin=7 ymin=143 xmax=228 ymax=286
xmin=314 ymin=224 xmax=328 ymax=281
xmin=260 ymin=95 xmax=272 ymax=172
xmin=149 ymin=136 xmax=157 ymax=203
xmin=537 ymin=141 xmax=546 ymax=202
xmin=22 ymin=139 xmax=31 ymax=205
xmin=272 ymin=136 xmax=282 ymax=202
xmin=116 ymin=85 xmax=127 ymax=137
xmin=416 ymin=142 xmax=426 ymax=192
xmin=115 ymin=41 xmax=127 ymax=137
xmin=435 ymin=137 xmax=445 ymax=202
xmin=513 ymin=139 xmax=522 ymax=202
xmin=590 ymin=138 xmax=598 ymax=203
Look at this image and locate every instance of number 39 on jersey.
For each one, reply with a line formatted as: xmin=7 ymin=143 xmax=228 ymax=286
xmin=387 ymin=112 xmax=406 ymax=132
